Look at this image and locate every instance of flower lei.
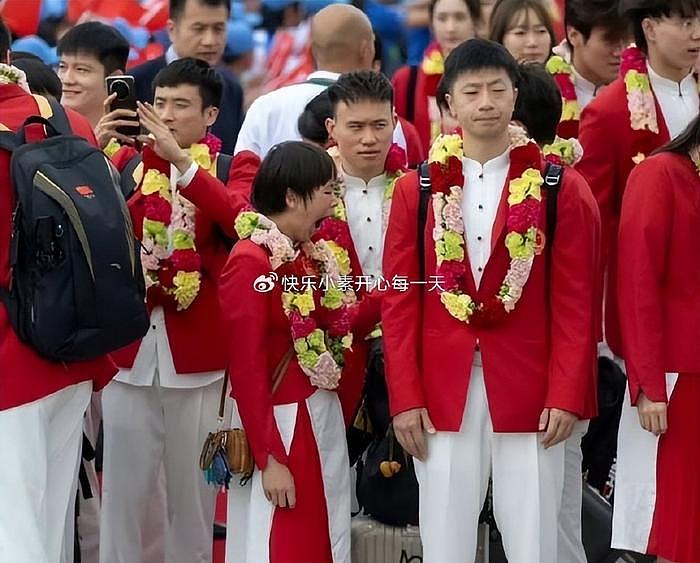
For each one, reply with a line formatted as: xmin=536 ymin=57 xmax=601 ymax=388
xmin=0 ymin=63 xmax=30 ymax=92
xmin=620 ymin=45 xmax=658 ymax=134
xmin=140 ymin=132 xmax=222 ymax=310
xmin=428 ymin=127 xmax=545 ymax=327
xmin=542 ymin=136 xmax=583 ymax=166
xmin=545 ymin=55 xmax=581 ymax=126
xmin=234 ymin=212 xmax=358 ymax=390
xmin=326 ymin=143 xmax=407 ymax=238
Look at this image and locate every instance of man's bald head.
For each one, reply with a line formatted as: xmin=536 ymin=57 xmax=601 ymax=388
xmin=310 ymin=4 xmax=375 ymax=72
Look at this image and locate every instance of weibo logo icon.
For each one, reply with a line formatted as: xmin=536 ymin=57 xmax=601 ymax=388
xmin=75 ymin=185 xmax=95 ymax=198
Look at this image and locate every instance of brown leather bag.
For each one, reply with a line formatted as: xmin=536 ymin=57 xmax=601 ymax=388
xmin=199 ymin=348 xmax=294 ymax=477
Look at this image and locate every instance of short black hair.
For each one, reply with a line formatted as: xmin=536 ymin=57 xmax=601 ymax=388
xmin=298 ymin=90 xmax=332 ymax=146
xmin=326 ymin=70 xmax=394 ymax=116
xmin=252 ymin=141 xmax=336 ymax=215
xmin=441 ymin=38 xmax=520 ymax=95
xmin=429 ymin=0 xmax=481 ymax=24
xmin=11 ymin=55 xmax=63 ymax=99
xmin=153 ymin=57 xmax=223 ymax=109
xmin=513 ymin=62 xmax=561 ymax=146
xmin=622 ymin=0 xmax=700 ymax=52
xmin=565 ymin=0 xmax=626 ymax=45
xmin=0 ymin=17 xmax=9 ymax=60
xmin=170 ymin=0 xmax=230 ymax=20
xmin=57 ymin=22 xmax=130 ymax=76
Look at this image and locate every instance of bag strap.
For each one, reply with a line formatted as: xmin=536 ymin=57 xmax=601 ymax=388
xmin=417 ymin=161 xmax=432 ymax=281
xmin=305 ymin=77 xmax=336 ymax=88
xmin=42 ymin=96 xmax=73 ymax=135
xmin=215 ymin=152 xmax=233 ymax=184
xmin=406 ymin=65 xmax=419 ymax=124
xmin=543 ymin=162 xmax=563 ymax=255
xmin=217 ymin=347 xmax=295 ymax=420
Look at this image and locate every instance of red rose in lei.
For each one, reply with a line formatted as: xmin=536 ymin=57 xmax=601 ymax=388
xmin=170 ymin=248 xmax=202 ymax=271
xmin=384 ymin=143 xmax=407 ymax=174
xmin=438 ymin=260 xmax=467 ymax=291
xmin=144 ymin=193 xmax=171 ymax=224
xmin=430 ymin=157 xmax=464 ymax=194
xmin=553 ymin=73 xmax=577 ymax=100
xmin=289 ymin=311 xmax=317 ymax=339
xmin=316 ymin=217 xmax=353 ymax=250
xmin=620 ymin=46 xmax=646 ymax=75
xmin=507 ymin=197 xmax=540 ymax=233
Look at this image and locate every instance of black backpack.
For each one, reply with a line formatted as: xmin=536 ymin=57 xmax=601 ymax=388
xmin=0 ymin=97 xmax=148 ymax=362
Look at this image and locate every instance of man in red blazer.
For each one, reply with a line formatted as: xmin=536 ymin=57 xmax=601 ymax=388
xmin=0 ymin=18 xmax=117 ymax=562
xmin=322 ymin=70 xmax=400 ymax=423
xmin=546 ymin=0 xmax=626 ymax=140
xmin=576 ymin=0 xmax=700 ymax=359
xmin=383 ymin=39 xmax=599 ymax=563
xmin=97 ymin=58 xmax=247 ymax=563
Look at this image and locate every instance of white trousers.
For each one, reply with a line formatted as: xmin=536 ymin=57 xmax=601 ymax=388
xmin=557 ymin=421 xmax=588 ymax=563
xmin=414 ymin=366 xmax=566 ymax=563
xmin=99 ymin=376 xmax=220 ymax=563
xmin=0 ymin=381 xmax=92 ymax=563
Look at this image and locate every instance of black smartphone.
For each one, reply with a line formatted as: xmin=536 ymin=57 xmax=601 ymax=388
xmin=105 ymin=75 xmax=140 ymax=138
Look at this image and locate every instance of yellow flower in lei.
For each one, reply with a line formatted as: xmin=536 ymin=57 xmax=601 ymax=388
xmin=422 ymin=50 xmax=444 ymax=75
xmin=436 ymin=230 xmax=465 ymax=263
xmin=543 ymin=138 xmax=575 ymax=164
xmin=505 ymin=228 xmax=539 ymax=260
xmin=507 ymin=169 xmax=544 ymax=205
xmin=428 ymin=134 xmax=463 ymax=165
xmin=172 ymin=230 xmax=195 ymax=250
xmin=172 ymin=271 xmax=201 ymax=311
xmin=561 ymin=100 xmax=581 ymax=121
xmin=234 ymin=211 xmax=261 ymax=239
xmin=103 ymin=138 xmax=121 ymax=158
xmin=325 ymin=240 xmax=351 ymax=275
xmin=545 ymin=55 xmax=570 ymax=75
xmin=321 ymin=286 xmax=344 ymax=310
xmin=283 ymin=290 xmax=316 ymax=316
xmin=624 ymin=70 xmax=651 ymax=93
xmin=189 ymin=142 xmax=212 ymax=170
xmin=440 ymin=292 xmax=475 ymax=322
xmin=141 ymin=169 xmax=171 ymax=199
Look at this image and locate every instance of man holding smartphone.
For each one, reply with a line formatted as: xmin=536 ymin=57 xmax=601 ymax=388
xmin=57 ymin=22 xmax=131 ymax=131
xmin=98 ymin=57 xmax=251 ymax=563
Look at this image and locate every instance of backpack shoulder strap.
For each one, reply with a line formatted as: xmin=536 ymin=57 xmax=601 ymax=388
xmin=543 ymin=161 xmax=564 ymax=250
xmin=305 ymin=77 xmax=336 ymax=88
xmin=34 ymin=95 xmax=72 ymax=135
xmin=119 ymin=153 xmax=144 ymax=200
xmin=417 ymin=161 xmax=432 ymax=281
xmin=215 ymin=152 xmax=233 ymax=184
xmin=406 ymin=65 xmax=419 ymax=124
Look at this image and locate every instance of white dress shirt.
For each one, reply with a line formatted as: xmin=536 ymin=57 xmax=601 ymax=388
xmin=572 ymin=67 xmax=601 ymax=110
xmin=115 ymin=161 xmax=223 ymax=389
xmin=342 ymin=170 xmax=388 ymax=281
xmin=461 ymin=149 xmax=510 ymax=288
xmin=648 ymin=64 xmax=699 ymax=139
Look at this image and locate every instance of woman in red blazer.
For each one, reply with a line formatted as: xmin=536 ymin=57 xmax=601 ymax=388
xmin=615 ymin=118 xmax=700 ymax=563
xmin=392 ymin=0 xmax=480 ymax=154
xmin=220 ymin=141 xmax=376 ymax=563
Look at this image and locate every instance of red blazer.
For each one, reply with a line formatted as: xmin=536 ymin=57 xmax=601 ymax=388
xmin=0 ymin=85 xmax=116 ymax=410
xmin=392 ymin=65 xmax=436 ymax=155
xmin=382 ymin=160 xmax=600 ymax=432
xmin=219 ymin=240 xmax=379 ymax=470
xmin=109 ymin=147 xmax=253 ymax=373
xmin=618 ymin=152 xmax=700 ymax=404
xmin=576 ymin=78 xmax=670 ymax=356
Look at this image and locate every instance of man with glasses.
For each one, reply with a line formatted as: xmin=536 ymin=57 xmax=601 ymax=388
xmin=575 ymin=0 xmax=700 ymax=556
